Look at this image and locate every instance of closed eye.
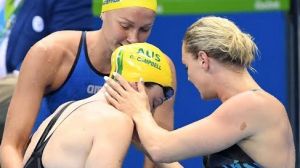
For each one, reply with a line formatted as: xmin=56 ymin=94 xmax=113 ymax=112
xmin=120 ymin=24 xmax=130 ymax=30
xmin=140 ymin=26 xmax=151 ymax=32
xmin=153 ymin=97 xmax=164 ymax=110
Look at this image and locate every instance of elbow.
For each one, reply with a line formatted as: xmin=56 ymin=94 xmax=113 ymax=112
xmin=1 ymin=135 xmax=28 ymax=156
xmin=147 ymin=145 xmax=173 ymax=163
xmin=147 ymin=146 xmax=165 ymax=163
xmin=143 ymin=132 xmax=176 ymax=163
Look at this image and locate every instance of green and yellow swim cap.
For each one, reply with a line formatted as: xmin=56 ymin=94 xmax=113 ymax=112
xmin=102 ymin=0 xmax=157 ymax=13
xmin=110 ymin=43 xmax=174 ymax=99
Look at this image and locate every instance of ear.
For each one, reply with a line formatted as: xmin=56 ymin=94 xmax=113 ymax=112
xmin=197 ymin=51 xmax=209 ymax=70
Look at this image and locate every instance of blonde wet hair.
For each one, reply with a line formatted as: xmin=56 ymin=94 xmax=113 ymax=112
xmin=183 ymin=16 xmax=258 ymax=69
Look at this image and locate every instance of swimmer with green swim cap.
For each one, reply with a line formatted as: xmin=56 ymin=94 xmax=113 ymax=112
xmin=109 ymin=42 xmax=174 ymax=100
xmin=23 ymin=42 xmax=179 ymax=168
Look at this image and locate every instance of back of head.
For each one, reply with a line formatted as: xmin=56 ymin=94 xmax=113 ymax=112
xmin=102 ymin=0 xmax=157 ymax=13
xmin=183 ymin=16 xmax=258 ymax=69
xmin=109 ymin=43 xmax=174 ymax=99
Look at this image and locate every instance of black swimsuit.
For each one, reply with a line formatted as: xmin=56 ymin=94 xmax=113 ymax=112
xmin=203 ymin=145 xmax=262 ymax=168
xmin=24 ymin=102 xmax=74 ymax=168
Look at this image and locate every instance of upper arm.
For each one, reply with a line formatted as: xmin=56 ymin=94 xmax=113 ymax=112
xmin=156 ymin=97 xmax=257 ymax=162
xmin=153 ymin=56 xmax=177 ymax=131
xmin=2 ymin=40 xmax=62 ymax=152
xmin=85 ymin=112 xmax=134 ymax=168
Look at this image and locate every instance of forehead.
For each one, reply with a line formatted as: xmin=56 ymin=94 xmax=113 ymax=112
xmin=107 ymin=7 xmax=156 ymax=22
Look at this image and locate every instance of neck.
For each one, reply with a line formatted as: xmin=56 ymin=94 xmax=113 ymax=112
xmin=86 ymin=30 xmax=112 ymax=74
xmin=213 ymin=68 xmax=261 ymax=102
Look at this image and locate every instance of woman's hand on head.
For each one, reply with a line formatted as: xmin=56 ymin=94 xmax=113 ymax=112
xmin=104 ymin=73 xmax=151 ymax=118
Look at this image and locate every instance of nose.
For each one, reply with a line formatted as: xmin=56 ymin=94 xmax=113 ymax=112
xmin=127 ymin=30 xmax=139 ymax=44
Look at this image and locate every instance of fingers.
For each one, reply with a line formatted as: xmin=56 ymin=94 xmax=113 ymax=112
xmin=104 ymin=91 xmax=119 ymax=108
xmin=104 ymin=75 xmax=126 ymax=97
xmin=103 ymin=74 xmax=150 ymax=113
xmin=104 ymin=74 xmax=132 ymax=110
xmin=112 ymin=72 xmax=133 ymax=91
xmin=104 ymin=83 xmax=122 ymax=100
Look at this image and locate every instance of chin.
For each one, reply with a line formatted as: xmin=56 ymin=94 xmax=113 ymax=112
xmin=197 ymin=88 xmax=204 ymax=99
xmin=200 ymin=94 xmax=208 ymax=100
xmin=199 ymin=92 xmax=205 ymax=100
xmin=112 ymin=44 xmax=119 ymax=50
xmin=200 ymin=92 xmax=214 ymax=100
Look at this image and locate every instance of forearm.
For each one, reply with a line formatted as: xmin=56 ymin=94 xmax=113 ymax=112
xmin=133 ymin=112 xmax=173 ymax=163
xmin=1 ymin=113 xmax=31 ymax=168
xmin=1 ymin=145 xmax=24 ymax=168
xmin=153 ymin=99 xmax=174 ymax=131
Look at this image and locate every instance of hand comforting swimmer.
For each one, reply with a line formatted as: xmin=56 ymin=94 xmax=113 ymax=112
xmin=104 ymin=73 xmax=152 ymax=119
xmin=103 ymin=42 xmax=174 ymax=119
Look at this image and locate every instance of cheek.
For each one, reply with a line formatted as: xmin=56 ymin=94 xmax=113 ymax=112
xmin=187 ymin=66 xmax=200 ymax=86
xmin=112 ymin=27 xmax=127 ymax=41
xmin=192 ymin=75 xmax=204 ymax=94
xmin=148 ymin=98 xmax=153 ymax=106
xmin=138 ymin=31 xmax=151 ymax=42
xmin=187 ymin=67 xmax=194 ymax=81
xmin=105 ymin=22 xmax=126 ymax=40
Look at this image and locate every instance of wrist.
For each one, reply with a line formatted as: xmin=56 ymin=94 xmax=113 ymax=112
xmin=132 ymin=111 xmax=152 ymax=124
